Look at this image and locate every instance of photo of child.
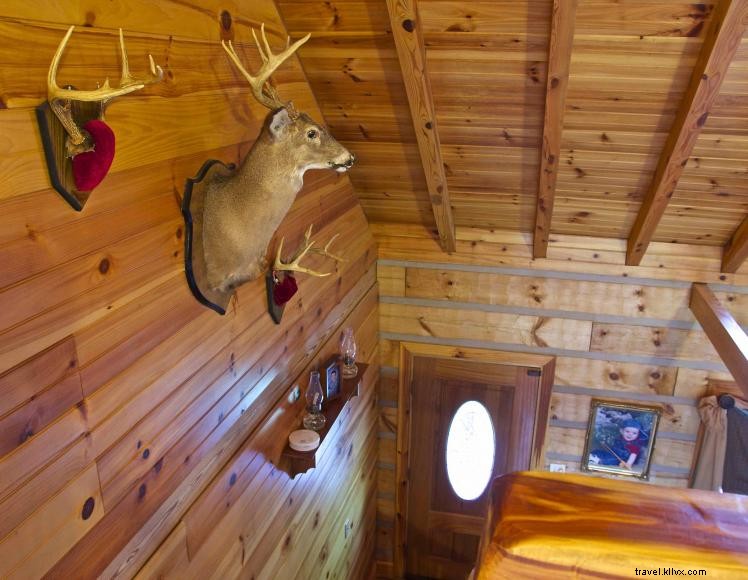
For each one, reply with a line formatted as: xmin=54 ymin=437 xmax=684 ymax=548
xmin=582 ymin=401 xmax=661 ymax=480
xmin=325 ymin=361 xmax=341 ymax=400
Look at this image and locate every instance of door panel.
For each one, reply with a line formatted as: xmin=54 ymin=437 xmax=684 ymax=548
xmin=405 ymin=357 xmax=541 ymax=580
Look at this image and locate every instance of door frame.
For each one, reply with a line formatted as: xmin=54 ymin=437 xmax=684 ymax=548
xmin=394 ymin=342 xmax=556 ymax=578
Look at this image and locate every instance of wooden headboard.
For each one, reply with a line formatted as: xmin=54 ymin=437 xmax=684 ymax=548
xmin=476 ymin=472 xmax=748 ymax=579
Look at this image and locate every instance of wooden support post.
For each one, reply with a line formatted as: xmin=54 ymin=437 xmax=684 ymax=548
xmin=690 ymin=283 xmax=748 ymax=396
xmin=534 ymin=0 xmax=578 ymax=258
xmin=722 ymin=214 xmax=748 ymax=273
xmin=626 ymin=0 xmax=748 ymax=266
xmin=387 ymin=0 xmax=456 ymax=253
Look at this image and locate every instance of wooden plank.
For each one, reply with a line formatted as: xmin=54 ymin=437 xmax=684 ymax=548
xmin=626 ymin=0 xmax=748 ymax=265
xmin=673 ymin=367 xmax=735 ymax=399
xmin=722 ymin=214 xmax=748 ymax=272
xmin=0 ymin=399 xmax=89 ymax=502
xmin=75 ymin=276 xmax=202 ymax=395
xmin=0 ymin=336 xmax=78 ymax=418
xmin=0 ymin=463 xmax=103 ymax=578
xmin=377 ymin=264 xmax=406 ymax=297
xmin=0 ymin=371 xmax=82 ymax=459
xmin=386 ymin=0 xmax=456 ymax=252
xmin=381 ymin=302 xmax=593 ymax=351
xmin=133 ymin=522 xmax=190 ymax=580
xmin=534 ymin=0 xmax=578 ymax=258
xmin=0 ymin=437 xmax=94 ymax=543
xmin=554 ymin=357 xmax=677 ymax=396
xmin=0 ymin=217 xmax=183 ymax=335
xmin=590 ymin=322 xmax=721 ymax=364
xmin=0 ymin=231 xmax=183 ymax=375
xmin=401 ymin=267 xmax=695 ymax=322
xmin=689 ymin=283 xmax=748 ymax=395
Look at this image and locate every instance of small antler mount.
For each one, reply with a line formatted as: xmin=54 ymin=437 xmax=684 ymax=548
xmin=266 ymin=225 xmax=346 ymax=324
xmin=36 ymin=26 xmax=164 ymax=210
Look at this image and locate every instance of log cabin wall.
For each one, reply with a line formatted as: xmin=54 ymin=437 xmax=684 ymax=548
xmin=0 ymin=1 xmax=379 ymax=578
xmin=373 ymin=224 xmax=748 ymax=577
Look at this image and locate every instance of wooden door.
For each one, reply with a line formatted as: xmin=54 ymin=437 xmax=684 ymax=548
xmin=405 ymin=357 xmax=541 ymax=580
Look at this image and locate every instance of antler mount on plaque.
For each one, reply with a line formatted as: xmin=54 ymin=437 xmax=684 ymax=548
xmin=182 ymin=24 xmax=355 ymax=320
xmin=268 ymin=225 xmax=345 ymax=323
xmin=37 ymin=26 xmax=164 ymax=210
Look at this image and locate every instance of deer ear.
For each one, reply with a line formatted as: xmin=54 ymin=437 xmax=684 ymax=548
xmin=269 ymin=108 xmax=293 ymax=139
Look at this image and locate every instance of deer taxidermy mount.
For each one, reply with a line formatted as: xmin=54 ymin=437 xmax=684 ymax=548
xmin=182 ymin=24 xmax=355 ymax=317
xmin=36 ymin=26 xmax=164 ymax=210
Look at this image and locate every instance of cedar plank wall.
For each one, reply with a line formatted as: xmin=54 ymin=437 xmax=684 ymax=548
xmin=0 ymin=1 xmax=378 ymax=578
xmin=373 ymin=225 xmax=748 ymax=578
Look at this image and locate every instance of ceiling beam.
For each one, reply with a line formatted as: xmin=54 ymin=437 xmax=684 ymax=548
xmin=626 ymin=0 xmax=748 ymax=266
xmin=690 ymin=283 xmax=748 ymax=396
xmin=387 ymin=0 xmax=456 ymax=253
xmin=722 ymin=214 xmax=748 ymax=273
xmin=533 ymin=0 xmax=578 ymax=259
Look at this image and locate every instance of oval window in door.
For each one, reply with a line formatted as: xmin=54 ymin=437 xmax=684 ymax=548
xmin=446 ymin=400 xmax=496 ymax=501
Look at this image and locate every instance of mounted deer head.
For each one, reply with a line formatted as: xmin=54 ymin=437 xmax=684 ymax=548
xmin=37 ymin=26 xmax=164 ymax=209
xmin=182 ymin=25 xmax=355 ymax=316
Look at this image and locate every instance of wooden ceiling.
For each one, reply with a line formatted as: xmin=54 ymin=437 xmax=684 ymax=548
xmin=276 ymin=0 xmax=748 ymax=272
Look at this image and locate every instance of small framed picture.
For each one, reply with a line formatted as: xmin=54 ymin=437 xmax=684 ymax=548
xmin=325 ymin=360 xmax=341 ymax=400
xmin=581 ymin=399 xmax=661 ymax=480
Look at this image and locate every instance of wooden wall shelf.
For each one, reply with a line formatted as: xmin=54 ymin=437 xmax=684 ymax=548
xmin=280 ymin=363 xmax=369 ymax=479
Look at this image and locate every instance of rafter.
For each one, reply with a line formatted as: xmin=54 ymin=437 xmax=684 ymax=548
xmin=533 ymin=0 xmax=578 ymax=259
xmin=690 ymin=283 xmax=748 ymax=396
xmin=386 ymin=0 xmax=456 ymax=253
xmin=626 ymin=0 xmax=748 ymax=266
xmin=722 ymin=214 xmax=748 ymax=273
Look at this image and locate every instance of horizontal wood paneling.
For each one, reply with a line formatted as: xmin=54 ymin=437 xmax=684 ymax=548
xmin=0 ymin=1 xmax=378 ymax=578
xmin=374 ymin=225 xmax=748 ymax=575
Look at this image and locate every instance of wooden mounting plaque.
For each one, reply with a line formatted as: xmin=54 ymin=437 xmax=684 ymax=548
xmin=35 ymin=100 xmax=102 ymax=211
xmin=266 ymin=271 xmax=286 ymax=325
xmin=182 ymin=159 xmax=237 ymax=315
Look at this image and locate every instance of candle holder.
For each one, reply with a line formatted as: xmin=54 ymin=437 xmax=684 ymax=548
xmin=302 ymin=370 xmax=326 ymax=431
xmin=340 ymin=327 xmax=358 ymax=379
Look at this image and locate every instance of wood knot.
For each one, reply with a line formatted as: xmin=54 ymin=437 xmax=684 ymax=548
xmin=81 ymin=497 xmax=95 ymax=520
xmin=220 ymin=10 xmax=232 ymax=32
xmin=402 ymin=19 xmax=415 ymax=32
xmin=99 ymin=258 xmax=110 ymax=274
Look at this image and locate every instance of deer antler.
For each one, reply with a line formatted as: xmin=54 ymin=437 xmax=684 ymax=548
xmin=221 ymin=23 xmax=310 ymax=114
xmin=274 ymin=224 xmax=346 ymax=277
xmin=48 ymin=26 xmax=164 ymax=156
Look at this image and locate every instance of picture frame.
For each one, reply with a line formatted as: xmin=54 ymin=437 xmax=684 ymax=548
xmin=325 ymin=359 xmax=341 ymax=400
xmin=581 ymin=399 xmax=661 ymax=480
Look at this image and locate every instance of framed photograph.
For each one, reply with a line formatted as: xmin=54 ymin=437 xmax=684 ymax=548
xmin=581 ymin=399 xmax=661 ymax=480
xmin=325 ymin=360 xmax=341 ymax=400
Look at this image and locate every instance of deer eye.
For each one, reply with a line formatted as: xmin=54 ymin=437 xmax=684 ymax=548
xmin=306 ymin=129 xmax=318 ymax=139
